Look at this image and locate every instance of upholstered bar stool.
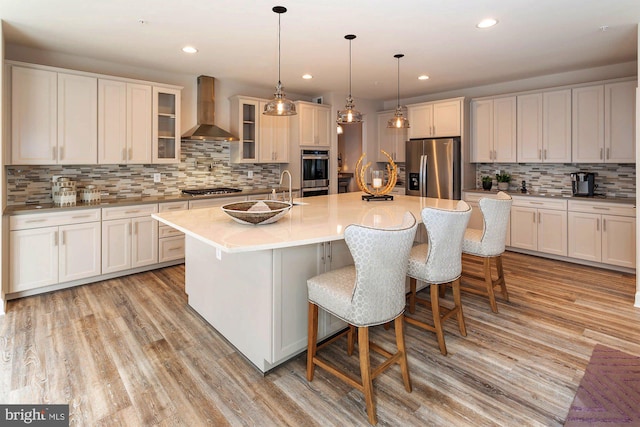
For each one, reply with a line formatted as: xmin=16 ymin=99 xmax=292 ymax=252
xmin=461 ymin=191 xmax=512 ymax=313
xmin=306 ymin=211 xmax=418 ymax=425
xmin=405 ymin=201 xmax=471 ymax=356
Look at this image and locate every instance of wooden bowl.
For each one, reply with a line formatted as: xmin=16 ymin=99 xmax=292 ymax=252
xmin=221 ymin=200 xmax=292 ymax=225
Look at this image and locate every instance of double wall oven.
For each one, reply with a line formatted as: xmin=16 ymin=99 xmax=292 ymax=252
xmin=301 ymin=149 xmax=329 ymax=197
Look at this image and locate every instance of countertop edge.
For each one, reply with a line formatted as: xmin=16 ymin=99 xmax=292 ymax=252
xmin=463 ymin=188 xmax=636 ymax=205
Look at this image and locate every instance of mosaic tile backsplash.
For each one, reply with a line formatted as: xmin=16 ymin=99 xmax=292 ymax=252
xmin=6 ymin=141 xmax=282 ymax=205
xmin=475 ymin=163 xmax=636 ymax=198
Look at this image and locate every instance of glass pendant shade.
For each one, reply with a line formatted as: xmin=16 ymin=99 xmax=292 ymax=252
xmin=264 ymin=6 xmax=297 ymax=116
xmin=387 ymin=53 xmax=410 ymax=128
xmin=336 ymin=34 xmax=363 ymax=125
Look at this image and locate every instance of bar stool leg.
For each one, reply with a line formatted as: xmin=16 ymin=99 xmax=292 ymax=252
xmin=430 ymin=284 xmax=447 ymax=355
xmin=452 ymin=278 xmax=467 ymax=336
xmin=358 ymin=326 xmax=376 ymax=425
xmin=483 ymin=258 xmax=499 ymax=313
xmin=394 ymin=315 xmax=412 ymax=392
xmin=408 ymin=277 xmax=417 ymax=314
xmin=495 ymin=255 xmax=509 ymax=301
xmin=307 ymin=302 xmax=319 ymax=381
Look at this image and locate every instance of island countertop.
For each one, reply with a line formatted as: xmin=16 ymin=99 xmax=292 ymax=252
xmin=152 ymin=192 xmax=462 ymax=253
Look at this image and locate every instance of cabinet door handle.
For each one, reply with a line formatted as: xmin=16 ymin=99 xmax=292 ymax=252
xmin=129 ymin=148 xmax=133 ymax=160
xmin=600 ymin=148 xmax=603 ymax=160
xmin=52 ymin=147 xmax=57 ymax=161
xmin=26 ymin=219 xmax=47 ymax=223
xmin=530 ymin=202 xmax=543 ymax=205
xmin=532 ymin=212 xmax=536 ymax=223
xmin=606 ymin=148 xmax=610 ymax=160
xmin=538 ymin=212 xmax=541 ymax=224
xmin=593 ymin=206 xmax=610 ymax=211
xmin=538 ymin=149 xmax=542 ymax=160
xmin=602 ymin=218 xmax=606 ymax=232
xmin=596 ymin=218 xmax=600 ymax=232
xmin=72 ymin=214 xmax=92 ymax=219
xmin=166 ymin=206 xmax=182 ymax=210
xmin=59 ymin=147 xmax=63 ymax=160
xmin=61 ymin=230 xmax=65 ymax=245
xmin=122 ymin=148 xmax=127 ymax=161
xmin=327 ymin=241 xmax=332 ymax=263
xmin=544 ymin=149 xmax=547 ymax=160
xmin=125 ymin=210 xmax=140 ymax=214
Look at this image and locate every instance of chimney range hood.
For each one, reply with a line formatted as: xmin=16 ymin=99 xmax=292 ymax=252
xmin=181 ymin=75 xmax=238 ymax=142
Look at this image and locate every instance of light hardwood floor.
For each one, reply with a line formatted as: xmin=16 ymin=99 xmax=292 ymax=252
xmin=1 ymin=252 xmax=638 ymax=426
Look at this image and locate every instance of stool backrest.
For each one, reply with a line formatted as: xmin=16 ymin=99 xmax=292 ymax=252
xmin=478 ymin=191 xmax=512 ymax=256
xmin=344 ymin=211 xmax=418 ymax=325
xmin=420 ymin=201 xmax=471 ymax=283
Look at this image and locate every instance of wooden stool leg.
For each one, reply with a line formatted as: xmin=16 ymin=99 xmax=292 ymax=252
xmin=483 ymin=258 xmax=498 ymax=313
xmin=394 ymin=315 xmax=412 ymax=393
xmin=347 ymin=325 xmax=356 ymax=356
xmin=307 ymin=302 xmax=319 ymax=381
xmin=495 ymin=255 xmax=509 ymax=301
xmin=358 ymin=326 xmax=377 ymax=425
xmin=452 ymin=278 xmax=467 ymax=336
xmin=430 ymin=284 xmax=447 ymax=355
xmin=408 ymin=277 xmax=417 ymax=314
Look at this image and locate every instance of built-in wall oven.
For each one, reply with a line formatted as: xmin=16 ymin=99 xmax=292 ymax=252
xmin=301 ymin=149 xmax=329 ymax=197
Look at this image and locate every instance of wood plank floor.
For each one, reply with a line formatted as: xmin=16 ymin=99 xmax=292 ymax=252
xmin=1 ymin=252 xmax=638 ymax=426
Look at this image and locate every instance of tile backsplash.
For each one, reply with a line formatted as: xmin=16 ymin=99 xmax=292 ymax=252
xmin=6 ymin=141 xmax=282 ymax=205
xmin=475 ymin=163 xmax=636 ymax=197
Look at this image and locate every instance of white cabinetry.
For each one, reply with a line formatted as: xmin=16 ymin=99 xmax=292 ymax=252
xmin=568 ymin=200 xmax=635 ymax=268
xmin=259 ymin=101 xmax=290 ymax=162
xmin=102 ymin=204 xmax=158 ymax=274
xmin=471 ymin=96 xmax=516 ymax=162
xmin=517 ymin=91 xmax=572 ymax=163
xmin=510 ymin=197 xmax=567 ymax=256
xmin=10 ymin=67 xmax=98 ymax=165
xmin=291 ymin=101 xmax=331 ymax=148
xmin=9 ymin=209 xmax=101 ymax=293
xmin=158 ymin=201 xmax=188 ymax=262
xmin=230 ymin=96 xmax=259 ymax=163
xmin=98 ymin=80 xmax=153 ymax=164
xmin=377 ymin=110 xmax=407 ymax=162
xmin=572 ymin=81 xmax=635 ymax=163
xmin=407 ymin=98 xmax=461 ymax=139
xmin=153 ymin=86 xmax=181 ymax=163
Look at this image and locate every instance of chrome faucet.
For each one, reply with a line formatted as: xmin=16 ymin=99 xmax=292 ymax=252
xmin=280 ymin=170 xmax=292 ymax=205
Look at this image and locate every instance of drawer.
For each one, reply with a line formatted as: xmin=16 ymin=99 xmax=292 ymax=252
xmin=102 ymin=203 xmax=158 ymax=220
xmin=159 ymin=235 xmax=185 ymax=262
xmin=159 ymin=201 xmax=189 ymax=212
xmin=159 ymin=224 xmax=183 ymax=238
xmin=511 ymin=196 xmax=567 ymax=211
xmin=10 ymin=208 xmax=101 ymax=230
xmin=568 ymin=200 xmax=636 ymax=217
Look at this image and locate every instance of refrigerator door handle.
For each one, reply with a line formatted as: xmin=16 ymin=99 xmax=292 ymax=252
xmin=420 ymin=154 xmax=428 ymax=197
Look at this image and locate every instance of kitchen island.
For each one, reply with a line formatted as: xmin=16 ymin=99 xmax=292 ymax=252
xmin=152 ymin=192 xmax=462 ymax=372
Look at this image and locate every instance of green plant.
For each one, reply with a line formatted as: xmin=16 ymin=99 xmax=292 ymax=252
xmin=482 ymin=175 xmax=492 ymax=183
xmin=495 ymin=172 xmax=511 ymax=183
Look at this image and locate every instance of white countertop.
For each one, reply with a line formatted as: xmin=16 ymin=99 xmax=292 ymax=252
xmin=153 ymin=192 xmax=461 ymax=253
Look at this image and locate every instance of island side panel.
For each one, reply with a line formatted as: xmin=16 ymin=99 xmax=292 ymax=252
xmin=185 ymin=235 xmax=273 ymax=372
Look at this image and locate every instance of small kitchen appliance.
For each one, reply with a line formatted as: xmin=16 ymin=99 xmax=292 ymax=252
xmin=570 ymin=172 xmax=596 ymax=197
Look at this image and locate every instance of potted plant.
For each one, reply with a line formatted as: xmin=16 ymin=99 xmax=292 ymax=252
xmin=481 ymin=175 xmax=493 ymax=191
xmin=496 ymin=172 xmax=511 ymax=191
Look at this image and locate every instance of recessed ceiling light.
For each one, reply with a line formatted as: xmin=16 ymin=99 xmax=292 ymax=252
xmin=477 ymin=18 xmax=498 ymax=28
xmin=302 ymin=74 xmax=313 ymax=80
xmin=418 ymin=75 xmax=430 ymax=81
xmin=182 ymin=46 xmax=198 ymax=54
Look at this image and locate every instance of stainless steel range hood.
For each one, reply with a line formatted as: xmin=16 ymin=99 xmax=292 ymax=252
xmin=181 ymin=75 xmax=238 ymax=142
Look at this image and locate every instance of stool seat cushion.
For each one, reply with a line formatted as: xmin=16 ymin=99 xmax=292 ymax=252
xmin=307 ymin=266 xmax=356 ymax=322
xmin=461 ymin=228 xmax=483 ymax=255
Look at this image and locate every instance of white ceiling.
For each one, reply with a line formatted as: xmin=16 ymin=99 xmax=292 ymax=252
xmin=1 ymin=0 xmax=638 ymax=102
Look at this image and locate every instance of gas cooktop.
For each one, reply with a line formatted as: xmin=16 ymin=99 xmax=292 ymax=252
xmin=182 ymin=187 xmax=242 ymax=196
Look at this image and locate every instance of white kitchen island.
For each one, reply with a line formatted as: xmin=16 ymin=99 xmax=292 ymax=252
xmin=152 ymin=192 xmax=461 ymax=372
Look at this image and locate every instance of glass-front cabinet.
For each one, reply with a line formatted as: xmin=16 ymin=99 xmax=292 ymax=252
xmin=153 ymin=87 xmax=181 ymax=163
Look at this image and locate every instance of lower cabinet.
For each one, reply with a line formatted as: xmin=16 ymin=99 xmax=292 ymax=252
xmin=510 ymin=199 xmax=567 ymax=256
xmin=102 ymin=204 xmax=158 ymax=274
xmin=568 ymin=200 xmax=636 ymax=268
xmin=9 ymin=209 xmax=101 ymax=293
xmin=158 ymin=201 xmax=188 ymax=262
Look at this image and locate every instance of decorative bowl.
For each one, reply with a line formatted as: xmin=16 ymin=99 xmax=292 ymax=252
xmin=221 ymin=200 xmax=292 ymax=225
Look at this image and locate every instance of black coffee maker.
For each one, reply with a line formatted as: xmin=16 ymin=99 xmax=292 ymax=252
xmin=570 ymin=172 xmax=595 ymax=197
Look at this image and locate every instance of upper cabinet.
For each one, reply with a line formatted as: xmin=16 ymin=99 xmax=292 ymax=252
xmin=291 ymin=101 xmax=331 ymax=148
xmin=98 ymin=80 xmax=153 ymax=164
xmin=572 ymin=81 xmax=635 ymax=163
xmin=152 ymin=86 xmax=181 ymax=163
xmin=11 ymin=66 xmax=98 ymax=165
xmin=8 ymin=62 xmax=181 ymax=166
xmin=471 ymin=96 xmax=516 ymax=163
xmin=376 ymin=110 xmax=407 ymax=162
xmin=230 ymin=96 xmax=290 ymax=163
xmin=407 ymin=98 xmax=462 ymax=139
xmin=517 ymin=90 xmax=571 ymax=163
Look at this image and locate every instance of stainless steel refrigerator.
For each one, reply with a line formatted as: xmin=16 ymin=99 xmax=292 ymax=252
xmin=405 ymin=137 xmax=461 ymax=199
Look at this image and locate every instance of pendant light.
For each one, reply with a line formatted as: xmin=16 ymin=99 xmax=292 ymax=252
xmin=336 ymin=34 xmax=363 ymax=124
xmin=264 ymin=6 xmax=297 ymax=116
xmin=387 ymin=54 xmax=410 ymax=128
